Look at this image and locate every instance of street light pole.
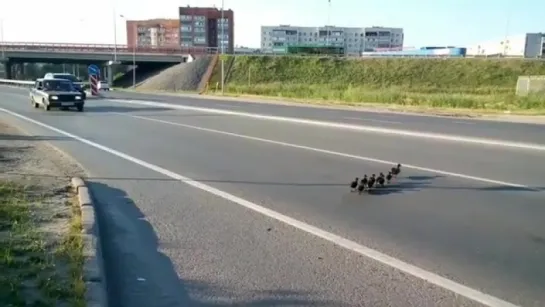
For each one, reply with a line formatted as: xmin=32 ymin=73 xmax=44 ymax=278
xmin=0 ymin=18 xmax=5 ymax=60
xmin=220 ymin=0 xmax=225 ymax=95
xmin=326 ymin=0 xmax=331 ymax=47
xmin=132 ymin=42 xmax=136 ymax=88
xmin=113 ymin=8 xmax=118 ymax=62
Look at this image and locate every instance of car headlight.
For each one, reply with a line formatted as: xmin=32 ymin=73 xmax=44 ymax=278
xmin=75 ymin=96 xmax=81 ymax=100
xmin=50 ymin=96 xmax=58 ymax=100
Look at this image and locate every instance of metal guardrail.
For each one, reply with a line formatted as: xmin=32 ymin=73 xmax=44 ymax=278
xmin=0 ymin=41 xmax=220 ymax=55
xmin=0 ymin=79 xmax=34 ymax=86
xmin=0 ymin=79 xmax=91 ymax=88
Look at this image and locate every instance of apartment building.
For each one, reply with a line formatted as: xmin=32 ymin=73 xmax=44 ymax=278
xmin=126 ymin=19 xmax=180 ymax=47
xmin=260 ymin=25 xmax=404 ymax=55
xmin=179 ymin=6 xmax=234 ymax=53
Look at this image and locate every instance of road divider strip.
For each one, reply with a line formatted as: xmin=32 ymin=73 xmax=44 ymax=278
xmin=108 ymin=98 xmax=545 ymax=152
xmin=0 ymin=106 xmax=524 ymax=307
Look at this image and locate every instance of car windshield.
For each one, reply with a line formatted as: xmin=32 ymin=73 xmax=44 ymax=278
xmin=53 ymin=74 xmax=79 ymax=82
xmin=43 ymin=80 xmax=74 ymax=91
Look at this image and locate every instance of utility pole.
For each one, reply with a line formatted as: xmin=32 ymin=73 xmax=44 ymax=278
xmin=326 ymin=0 xmax=331 ymax=46
xmin=0 ymin=18 xmax=5 ymax=60
xmin=113 ymin=8 xmax=118 ymax=61
xmin=220 ymin=0 xmax=225 ymax=95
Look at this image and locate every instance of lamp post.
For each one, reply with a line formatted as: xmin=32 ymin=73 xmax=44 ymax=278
xmin=119 ymin=14 xmax=136 ymax=88
xmin=0 ymin=18 xmax=5 ymax=60
xmin=220 ymin=0 xmax=225 ymax=95
xmin=113 ymin=8 xmax=118 ymax=62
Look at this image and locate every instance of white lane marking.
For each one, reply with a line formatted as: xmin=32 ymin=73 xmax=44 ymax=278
xmin=121 ymin=113 xmax=530 ymax=189
xmin=0 ymin=106 xmax=521 ymax=307
xmin=453 ymin=121 xmax=476 ymax=125
xmin=343 ymin=116 xmax=402 ymax=124
xmin=109 ymin=98 xmax=545 ymax=152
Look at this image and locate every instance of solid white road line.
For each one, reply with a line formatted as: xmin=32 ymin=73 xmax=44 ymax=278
xmin=453 ymin=120 xmax=476 ymax=125
xmin=109 ymin=98 xmax=545 ymax=152
xmin=342 ymin=116 xmax=402 ymax=124
xmin=0 ymin=106 xmax=522 ymax=307
xmin=122 ymin=113 xmax=530 ymax=189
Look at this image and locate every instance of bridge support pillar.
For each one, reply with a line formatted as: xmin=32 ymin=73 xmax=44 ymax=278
xmin=107 ymin=65 xmax=113 ymax=86
xmin=3 ymin=60 xmax=13 ymax=79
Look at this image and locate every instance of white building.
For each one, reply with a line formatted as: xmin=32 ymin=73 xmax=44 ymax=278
xmin=466 ymin=33 xmax=545 ymax=58
xmin=260 ymin=25 xmax=404 ymax=55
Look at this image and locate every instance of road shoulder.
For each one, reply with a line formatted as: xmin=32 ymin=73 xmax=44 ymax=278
xmin=0 ymin=121 xmax=88 ymax=306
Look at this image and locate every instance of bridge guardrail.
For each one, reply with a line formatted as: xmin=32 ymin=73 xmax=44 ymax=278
xmin=0 ymin=41 xmax=220 ymax=55
xmin=0 ymin=79 xmax=34 ymax=87
xmin=0 ymin=79 xmax=91 ymax=88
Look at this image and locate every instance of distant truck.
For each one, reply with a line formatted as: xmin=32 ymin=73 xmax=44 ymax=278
xmin=44 ymin=73 xmax=86 ymax=99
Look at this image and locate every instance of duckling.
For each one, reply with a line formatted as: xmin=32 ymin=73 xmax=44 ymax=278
xmin=386 ymin=171 xmax=393 ymax=183
xmin=377 ymin=172 xmax=385 ymax=187
xmin=357 ymin=181 xmax=365 ymax=194
xmin=357 ymin=175 xmax=368 ymax=194
xmin=367 ymin=174 xmax=376 ymax=189
xmin=350 ymin=177 xmax=359 ymax=192
xmin=392 ymin=163 xmax=402 ymax=177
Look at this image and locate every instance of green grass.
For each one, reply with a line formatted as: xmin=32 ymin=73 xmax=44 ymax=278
xmin=0 ymin=180 xmax=85 ymax=307
xmin=206 ymin=55 xmax=545 ymax=113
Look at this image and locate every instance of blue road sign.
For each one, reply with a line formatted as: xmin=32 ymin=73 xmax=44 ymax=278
xmin=88 ymin=64 xmax=100 ymax=76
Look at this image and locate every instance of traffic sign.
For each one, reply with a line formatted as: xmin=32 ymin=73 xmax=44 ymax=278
xmin=87 ymin=64 xmax=100 ymax=76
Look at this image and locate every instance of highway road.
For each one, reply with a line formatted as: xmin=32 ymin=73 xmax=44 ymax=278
xmin=1 ymin=85 xmax=544 ymax=307
xmin=104 ymin=90 xmax=545 ymax=145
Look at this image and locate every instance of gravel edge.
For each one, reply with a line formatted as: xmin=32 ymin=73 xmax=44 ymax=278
xmin=71 ymin=177 xmax=108 ymax=307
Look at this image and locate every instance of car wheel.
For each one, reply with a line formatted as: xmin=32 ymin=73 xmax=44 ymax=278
xmin=31 ymin=97 xmax=39 ymax=108
xmin=43 ymin=99 xmax=50 ymax=111
xmin=76 ymin=105 xmax=84 ymax=112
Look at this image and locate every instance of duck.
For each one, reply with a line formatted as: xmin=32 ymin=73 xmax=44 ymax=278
xmin=367 ymin=174 xmax=376 ymax=189
xmin=386 ymin=171 xmax=393 ymax=183
xmin=350 ymin=177 xmax=359 ymax=192
xmin=392 ymin=163 xmax=402 ymax=177
xmin=377 ymin=172 xmax=385 ymax=187
xmin=357 ymin=175 xmax=368 ymax=194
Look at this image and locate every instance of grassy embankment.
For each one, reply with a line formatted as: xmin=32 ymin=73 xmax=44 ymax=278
xmin=0 ymin=181 xmax=85 ymax=306
xmin=207 ymin=56 xmax=545 ymax=114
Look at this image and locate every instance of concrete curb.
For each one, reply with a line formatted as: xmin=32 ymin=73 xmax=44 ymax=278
xmin=71 ymin=177 xmax=108 ymax=307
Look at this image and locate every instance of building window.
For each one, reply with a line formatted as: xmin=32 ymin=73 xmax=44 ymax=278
xmin=180 ymin=15 xmax=192 ymax=21
xmin=194 ymin=37 xmax=206 ymax=44
xmin=181 ymin=25 xmax=192 ymax=31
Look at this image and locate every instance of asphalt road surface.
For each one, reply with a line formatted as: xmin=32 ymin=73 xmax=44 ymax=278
xmin=103 ymin=90 xmax=545 ymax=145
xmin=1 ymin=86 xmax=544 ymax=307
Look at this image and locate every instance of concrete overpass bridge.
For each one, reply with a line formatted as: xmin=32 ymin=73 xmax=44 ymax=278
xmin=0 ymin=42 xmax=218 ymax=80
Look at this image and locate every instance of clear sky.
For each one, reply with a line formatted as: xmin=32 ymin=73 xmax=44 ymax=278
xmin=0 ymin=0 xmax=542 ymax=48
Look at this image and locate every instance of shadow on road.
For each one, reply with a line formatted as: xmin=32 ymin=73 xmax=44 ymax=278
xmin=0 ymin=134 xmax=73 ymax=141
xmin=7 ymin=173 xmax=544 ymax=193
xmin=88 ymin=181 xmax=347 ymax=307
